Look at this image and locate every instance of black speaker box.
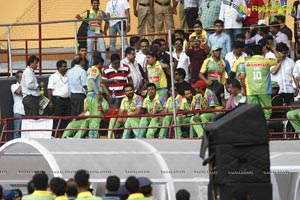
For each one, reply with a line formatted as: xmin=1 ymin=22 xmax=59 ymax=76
xmin=211 ymin=144 xmax=270 ymax=184
xmin=205 ymin=104 xmax=269 ymax=145
xmin=208 ymin=183 xmax=273 ymax=200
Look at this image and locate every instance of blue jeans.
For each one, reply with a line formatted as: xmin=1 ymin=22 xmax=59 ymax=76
xmin=87 ymin=30 xmax=106 ymax=66
xmin=109 ymin=22 xmax=128 ymax=55
xmin=226 ymin=28 xmax=242 ymax=49
xmin=13 ymin=113 xmax=23 ymax=138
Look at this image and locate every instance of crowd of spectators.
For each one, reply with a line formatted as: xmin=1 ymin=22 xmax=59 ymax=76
xmin=0 ymin=171 xmax=191 ymax=200
xmin=10 ymin=0 xmax=300 ymax=139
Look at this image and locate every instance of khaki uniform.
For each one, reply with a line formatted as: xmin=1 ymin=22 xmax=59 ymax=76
xmin=178 ymin=1 xmax=188 ymax=30
xmin=153 ymin=0 xmax=175 ymax=34
xmin=137 ymin=0 xmax=155 ymax=40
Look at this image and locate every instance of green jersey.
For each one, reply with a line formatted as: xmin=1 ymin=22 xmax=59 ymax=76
xmin=165 ymin=94 xmax=182 ymax=112
xmin=120 ymin=94 xmax=143 ymax=115
xmin=75 ymin=192 xmax=102 ymax=200
xmin=147 ymin=61 xmax=168 ymax=89
xmin=87 ymin=66 xmax=104 ymax=94
xmin=142 ymin=93 xmax=166 ymax=112
xmin=243 ymin=55 xmax=276 ymax=95
xmin=232 ymin=57 xmax=245 ymax=81
xmin=23 ymin=191 xmax=54 ymax=200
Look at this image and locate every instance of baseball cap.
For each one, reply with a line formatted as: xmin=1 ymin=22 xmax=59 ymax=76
xmin=4 ymin=190 xmax=14 ymax=200
xmin=138 ymin=177 xmax=152 ymax=187
xmin=272 ymin=81 xmax=279 ymax=88
xmin=257 ymin=19 xmax=267 ymax=26
xmin=192 ymin=80 xmax=206 ymax=89
xmin=211 ymin=45 xmax=222 ymax=51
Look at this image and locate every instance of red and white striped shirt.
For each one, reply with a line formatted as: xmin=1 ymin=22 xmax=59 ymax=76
xmin=102 ymin=63 xmax=131 ymax=98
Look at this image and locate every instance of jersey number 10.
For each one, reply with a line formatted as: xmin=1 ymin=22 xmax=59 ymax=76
xmin=253 ymin=71 xmax=262 ymax=80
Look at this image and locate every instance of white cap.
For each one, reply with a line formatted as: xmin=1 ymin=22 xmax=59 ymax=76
xmin=257 ymin=19 xmax=267 ymax=26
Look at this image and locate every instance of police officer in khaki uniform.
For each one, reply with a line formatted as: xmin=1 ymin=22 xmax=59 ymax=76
xmin=150 ymin=0 xmax=176 ymax=35
xmin=133 ymin=0 xmax=155 ymax=41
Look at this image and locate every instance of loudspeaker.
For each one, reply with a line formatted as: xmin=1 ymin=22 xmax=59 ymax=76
xmin=208 ymin=183 xmax=273 ymax=200
xmin=211 ymin=144 xmax=270 ymax=184
xmin=205 ymin=104 xmax=269 ymax=145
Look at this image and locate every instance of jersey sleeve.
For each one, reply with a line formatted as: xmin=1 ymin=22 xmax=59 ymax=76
xmin=101 ymin=11 xmax=108 ymax=18
xmin=79 ymin=10 xmax=88 ymax=19
xmin=200 ymin=58 xmax=209 ymax=74
xmin=135 ymin=95 xmax=143 ymax=107
xmin=268 ymin=59 xmax=277 ymax=67
xmin=88 ymin=68 xmax=99 ymax=80
xmin=120 ymin=98 xmax=126 ymax=111
xmin=179 ymin=98 xmax=186 ymax=110
xmin=142 ymin=98 xmax=148 ymax=108
xmin=165 ymin=98 xmax=171 ymax=108
xmin=224 ymin=59 xmax=231 ymax=73
xmin=176 ymin=96 xmax=183 ymax=106
xmin=207 ymin=90 xmax=219 ymax=107
xmin=159 ymin=96 xmax=167 ymax=108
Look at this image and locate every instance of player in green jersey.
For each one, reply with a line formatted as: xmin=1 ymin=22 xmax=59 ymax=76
xmin=107 ymin=84 xmax=143 ymax=139
xmin=158 ymin=87 xmax=182 ymax=138
xmin=240 ymin=45 xmax=277 ymax=119
xmin=137 ymin=83 xmax=166 ymax=138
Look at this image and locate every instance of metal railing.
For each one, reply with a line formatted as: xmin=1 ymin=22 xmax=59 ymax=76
xmin=1 ymin=105 xmax=300 ymax=145
xmin=0 ymin=18 xmax=168 ymax=76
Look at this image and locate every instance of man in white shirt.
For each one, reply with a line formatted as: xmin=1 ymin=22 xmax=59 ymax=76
xmin=271 ymin=42 xmax=298 ymax=105
xmin=245 ymin=20 xmax=268 ymax=45
xmin=48 ymin=60 xmax=71 ymax=132
xmin=219 ymin=0 xmax=247 ymax=46
xmin=270 ymin=21 xmax=291 ymax=51
xmin=21 ymin=55 xmax=44 ymax=116
xmin=121 ymin=47 xmax=145 ymax=94
xmin=106 ymin=0 xmax=130 ymax=54
xmin=224 ymin=40 xmax=246 ymax=99
xmin=172 ymin=38 xmax=190 ymax=82
xmin=135 ymin=38 xmax=149 ymax=73
xmin=225 ymin=40 xmax=247 ymax=70
xmin=11 ymin=70 xmax=25 ymax=138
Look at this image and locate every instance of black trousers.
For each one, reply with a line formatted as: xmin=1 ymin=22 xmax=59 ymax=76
xmin=53 ymin=96 xmax=71 ymax=131
xmin=279 ymin=93 xmax=294 ymax=105
xmin=185 ymin=7 xmax=198 ymax=30
xmin=70 ymin=93 xmax=86 ymax=116
xmin=22 ymin=95 xmax=40 ymax=116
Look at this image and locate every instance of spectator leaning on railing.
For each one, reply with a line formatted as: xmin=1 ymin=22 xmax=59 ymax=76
xmin=105 ymin=0 xmax=130 ymax=54
xmin=76 ymin=0 xmax=108 ymax=67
